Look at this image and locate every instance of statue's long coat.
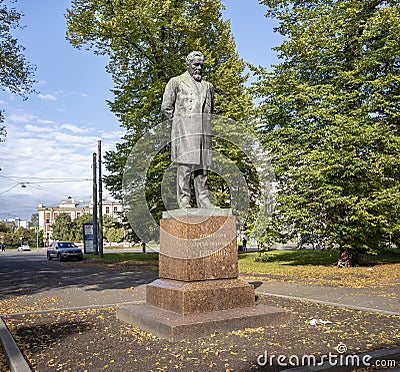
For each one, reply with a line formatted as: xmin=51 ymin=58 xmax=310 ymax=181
xmin=161 ymin=71 xmax=214 ymax=166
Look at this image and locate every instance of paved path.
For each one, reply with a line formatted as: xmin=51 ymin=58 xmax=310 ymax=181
xmin=1 ymin=250 xmax=399 ymax=372
xmin=1 ymin=250 xmax=399 ymax=316
xmin=253 ymin=281 xmax=400 ymax=316
xmin=0 ymin=250 xmax=156 ymax=314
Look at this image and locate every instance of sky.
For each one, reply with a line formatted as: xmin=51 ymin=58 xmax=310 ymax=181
xmin=0 ymin=0 xmax=283 ymax=222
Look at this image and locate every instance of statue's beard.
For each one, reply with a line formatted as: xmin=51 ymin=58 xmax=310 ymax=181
xmin=192 ymin=71 xmax=202 ymax=81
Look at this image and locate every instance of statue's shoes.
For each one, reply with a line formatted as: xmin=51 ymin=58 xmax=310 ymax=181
xmin=179 ymin=199 xmax=192 ymax=208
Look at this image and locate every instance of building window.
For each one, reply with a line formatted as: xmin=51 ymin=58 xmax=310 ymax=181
xmin=113 ymin=206 xmax=118 ymax=212
xmin=106 ymin=207 xmax=110 ymax=214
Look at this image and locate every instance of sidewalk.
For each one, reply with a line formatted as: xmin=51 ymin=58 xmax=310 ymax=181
xmin=2 ymin=281 xmax=399 ymax=372
xmin=253 ymin=281 xmax=400 ymax=316
xmin=1 ymin=263 xmax=399 ymax=371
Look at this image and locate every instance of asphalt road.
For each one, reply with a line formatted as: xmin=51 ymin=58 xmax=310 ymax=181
xmin=0 ymin=250 xmax=157 ymax=313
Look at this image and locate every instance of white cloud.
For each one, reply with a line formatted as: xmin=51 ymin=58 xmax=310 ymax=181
xmin=100 ymin=130 xmax=124 ymax=140
xmin=0 ymin=124 xmax=113 ymax=196
xmin=0 ymin=116 xmax=120 ymax=220
xmin=7 ymin=113 xmax=57 ymax=127
xmin=1 ymin=126 xmax=94 ymax=206
xmin=24 ymin=124 xmax=53 ymax=133
xmin=37 ymin=118 xmax=55 ymax=125
xmin=8 ymin=113 xmax=36 ymax=123
xmin=59 ymin=123 xmax=89 ymax=134
xmin=38 ymin=93 xmax=57 ymax=101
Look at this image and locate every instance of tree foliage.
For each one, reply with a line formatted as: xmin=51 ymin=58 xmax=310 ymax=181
xmin=51 ymin=213 xmax=75 ymax=242
xmin=66 ymin=0 xmax=257 ymax=229
xmin=28 ymin=213 xmax=38 ymax=228
xmin=73 ymin=213 xmax=93 ymax=242
xmin=0 ymin=221 xmax=9 ymax=233
xmin=102 ymin=214 xmax=122 ymax=242
xmin=3 ymin=225 xmax=37 ymax=248
xmin=253 ymin=0 xmax=400 ymax=257
xmin=0 ymin=0 xmax=36 ymax=141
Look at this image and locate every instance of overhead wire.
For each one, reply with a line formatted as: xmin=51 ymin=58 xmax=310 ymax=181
xmin=0 ymin=183 xmax=22 ymax=196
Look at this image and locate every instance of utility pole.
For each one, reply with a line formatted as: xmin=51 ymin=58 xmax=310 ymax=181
xmin=98 ymin=140 xmax=103 ymax=258
xmin=92 ymin=152 xmax=98 ymax=255
xmin=36 ymin=227 xmax=39 ymax=251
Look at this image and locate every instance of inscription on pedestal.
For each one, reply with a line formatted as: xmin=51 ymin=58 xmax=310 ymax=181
xmin=159 ymin=212 xmax=238 ymax=281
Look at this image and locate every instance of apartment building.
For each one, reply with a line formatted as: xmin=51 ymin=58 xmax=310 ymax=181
xmin=38 ymin=197 xmax=122 ymax=241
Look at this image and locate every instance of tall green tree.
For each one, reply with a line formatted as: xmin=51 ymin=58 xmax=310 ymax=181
xmin=4 ymin=226 xmax=36 ymax=248
xmin=73 ymin=213 xmax=92 ymax=242
xmin=0 ymin=221 xmax=9 ymax=233
xmin=66 ymin=0 xmax=257 ymax=229
xmin=253 ymin=0 xmax=400 ymax=260
xmin=103 ymin=215 xmax=125 ymax=243
xmin=0 ymin=0 xmax=36 ymax=140
xmin=28 ymin=213 xmax=38 ymax=228
xmin=51 ymin=213 xmax=75 ymax=242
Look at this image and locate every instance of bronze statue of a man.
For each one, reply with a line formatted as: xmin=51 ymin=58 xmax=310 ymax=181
xmin=161 ymin=51 xmax=214 ymax=209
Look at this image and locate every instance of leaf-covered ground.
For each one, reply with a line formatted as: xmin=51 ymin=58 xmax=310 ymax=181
xmin=3 ymin=296 xmax=400 ymax=372
xmin=240 ymin=263 xmax=400 ymax=289
xmin=0 ymin=343 xmax=7 ymax=372
xmin=1 ymin=250 xmax=399 ymax=371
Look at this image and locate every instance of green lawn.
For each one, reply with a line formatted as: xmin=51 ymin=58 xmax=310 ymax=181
xmin=238 ymin=248 xmax=400 ymax=287
xmin=83 ymin=248 xmax=400 ymax=287
xmin=84 ymin=248 xmax=400 ymax=267
xmin=239 ymin=248 xmax=400 ymax=270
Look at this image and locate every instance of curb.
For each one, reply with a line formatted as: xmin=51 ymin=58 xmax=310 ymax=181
xmin=0 ymin=317 xmax=31 ymax=372
xmin=254 ymin=290 xmax=400 ymax=316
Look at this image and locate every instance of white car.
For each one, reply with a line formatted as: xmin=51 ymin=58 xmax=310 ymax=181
xmin=18 ymin=245 xmax=31 ymax=251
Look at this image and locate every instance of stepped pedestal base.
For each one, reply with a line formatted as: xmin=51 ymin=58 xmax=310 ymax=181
xmin=117 ymin=303 xmax=288 ymax=341
xmin=117 ymin=209 xmax=290 ymax=340
xmin=146 ymin=278 xmax=255 ymax=314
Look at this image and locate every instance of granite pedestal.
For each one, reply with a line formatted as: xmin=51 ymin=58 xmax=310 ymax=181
xmin=117 ymin=208 xmax=289 ymax=340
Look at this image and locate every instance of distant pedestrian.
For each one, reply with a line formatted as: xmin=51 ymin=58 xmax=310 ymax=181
xmin=337 ymin=248 xmax=352 ymax=268
xmin=242 ymin=236 xmax=247 ymax=251
xmin=0 ymin=243 xmax=5 ymax=252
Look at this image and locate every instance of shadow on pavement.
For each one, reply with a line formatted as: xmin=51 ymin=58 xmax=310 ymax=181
xmin=0 ymin=251 xmax=158 ymax=300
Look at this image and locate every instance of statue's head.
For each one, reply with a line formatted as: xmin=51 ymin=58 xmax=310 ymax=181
xmin=186 ymin=51 xmax=204 ymax=82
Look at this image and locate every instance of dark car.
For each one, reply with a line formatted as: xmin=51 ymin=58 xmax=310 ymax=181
xmin=47 ymin=241 xmax=83 ymax=262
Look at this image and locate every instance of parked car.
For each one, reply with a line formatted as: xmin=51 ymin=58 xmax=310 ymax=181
xmin=18 ymin=244 xmax=31 ymax=251
xmin=47 ymin=241 xmax=83 ymax=261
